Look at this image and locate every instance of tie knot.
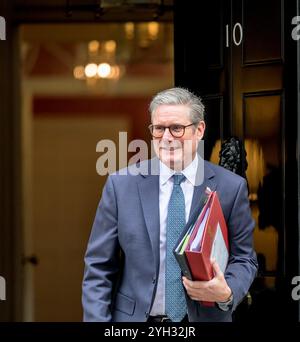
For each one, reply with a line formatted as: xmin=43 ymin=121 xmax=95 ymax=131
xmin=173 ymin=173 xmax=185 ymax=185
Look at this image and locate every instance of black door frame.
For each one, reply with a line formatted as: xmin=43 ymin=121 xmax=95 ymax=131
xmin=174 ymin=0 xmax=300 ymax=321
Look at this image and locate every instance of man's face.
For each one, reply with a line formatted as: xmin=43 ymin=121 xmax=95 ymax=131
xmin=151 ymin=104 xmax=205 ymax=170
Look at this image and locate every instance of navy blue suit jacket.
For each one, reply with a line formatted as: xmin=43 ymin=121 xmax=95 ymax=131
xmin=82 ymin=158 xmax=258 ymax=322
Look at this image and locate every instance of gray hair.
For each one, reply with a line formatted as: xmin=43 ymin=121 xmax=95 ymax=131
xmin=149 ymin=87 xmax=205 ymax=124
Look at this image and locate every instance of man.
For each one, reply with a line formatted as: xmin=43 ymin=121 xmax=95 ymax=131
xmin=82 ymin=87 xmax=257 ymax=322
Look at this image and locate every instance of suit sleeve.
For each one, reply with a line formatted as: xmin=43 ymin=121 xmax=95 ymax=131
xmin=225 ymin=178 xmax=258 ymax=311
xmin=82 ymin=175 xmax=120 ymax=322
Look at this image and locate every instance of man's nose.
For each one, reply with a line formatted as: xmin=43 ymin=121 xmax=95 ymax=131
xmin=162 ymin=127 xmax=174 ymax=140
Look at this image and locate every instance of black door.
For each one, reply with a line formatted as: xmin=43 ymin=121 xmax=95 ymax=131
xmin=174 ymin=0 xmax=299 ymax=321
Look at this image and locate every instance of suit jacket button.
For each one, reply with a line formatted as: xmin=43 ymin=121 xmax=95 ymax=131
xmin=152 ymin=278 xmax=156 ymax=284
xmin=145 ymin=312 xmax=149 ymax=318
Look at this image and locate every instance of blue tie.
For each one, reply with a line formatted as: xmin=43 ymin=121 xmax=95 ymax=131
xmin=165 ymin=173 xmax=187 ymax=322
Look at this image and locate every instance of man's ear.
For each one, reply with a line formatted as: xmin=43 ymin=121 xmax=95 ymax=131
xmin=196 ymin=121 xmax=206 ymax=140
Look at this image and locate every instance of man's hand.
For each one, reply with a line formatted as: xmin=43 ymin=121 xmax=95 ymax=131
xmin=182 ymin=259 xmax=232 ymax=302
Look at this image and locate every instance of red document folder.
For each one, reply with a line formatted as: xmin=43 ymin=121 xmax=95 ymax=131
xmin=185 ymin=191 xmax=229 ymax=306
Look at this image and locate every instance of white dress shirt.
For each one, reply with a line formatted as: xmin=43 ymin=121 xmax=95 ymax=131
xmin=150 ymin=155 xmax=199 ymax=316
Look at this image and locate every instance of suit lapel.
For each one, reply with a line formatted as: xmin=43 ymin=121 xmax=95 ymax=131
xmin=187 ymin=161 xmax=217 ymax=227
xmin=137 ymin=169 xmax=160 ymax=272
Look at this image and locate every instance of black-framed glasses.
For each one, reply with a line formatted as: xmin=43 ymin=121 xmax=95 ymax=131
xmin=148 ymin=123 xmax=195 ymax=138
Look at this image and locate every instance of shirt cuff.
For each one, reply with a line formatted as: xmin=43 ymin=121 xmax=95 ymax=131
xmin=216 ymin=292 xmax=234 ymax=311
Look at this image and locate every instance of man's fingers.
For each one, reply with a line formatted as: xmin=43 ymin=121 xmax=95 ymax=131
xmin=182 ymin=277 xmax=208 ymax=289
xmin=211 ymin=259 xmax=222 ymax=277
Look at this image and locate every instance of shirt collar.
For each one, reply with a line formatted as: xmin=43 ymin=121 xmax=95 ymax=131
xmin=159 ymin=154 xmax=199 ymax=186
